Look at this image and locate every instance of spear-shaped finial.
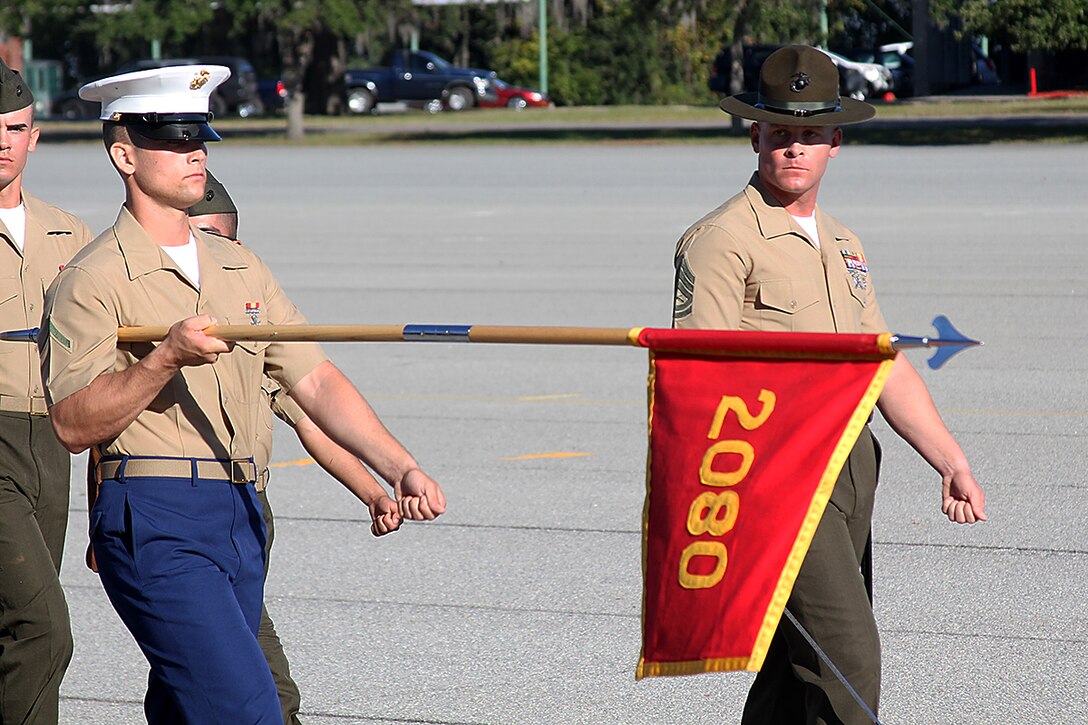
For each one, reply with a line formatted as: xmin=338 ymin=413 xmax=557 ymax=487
xmin=889 ymin=315 xmax=981 ymax=369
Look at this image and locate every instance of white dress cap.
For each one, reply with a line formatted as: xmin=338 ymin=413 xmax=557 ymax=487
xmin=79 ymin=65 xmax=231 ymax=121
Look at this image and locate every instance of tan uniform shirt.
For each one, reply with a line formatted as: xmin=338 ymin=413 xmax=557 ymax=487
xmin=673 ymin=174 xmax=887 ymax=335
xmin=0 ymin=191 xmax=92 ymax=414
xmin=40 ymin=206 xmax=327 ymax=460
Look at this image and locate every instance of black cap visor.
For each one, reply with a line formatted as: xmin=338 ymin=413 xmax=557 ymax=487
xmin=120 ymin=113 xmax=221 ymax=142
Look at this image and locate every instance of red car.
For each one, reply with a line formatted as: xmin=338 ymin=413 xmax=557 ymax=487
xmin=480 ymin=78 xmax=550 ymax=109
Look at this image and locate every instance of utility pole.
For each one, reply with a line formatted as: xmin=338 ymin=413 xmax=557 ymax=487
xmin=538 ymin=0 xmax=548 ymax=95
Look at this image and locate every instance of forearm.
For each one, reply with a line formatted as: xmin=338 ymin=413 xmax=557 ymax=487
xmin=288 ymin=361 xmax=419 ymax=486
xmin=294 ymin=415 xmax=390 ymax=506
xmin=876 ymin=353 xmax=970 ymax=477
xmin=49 ymin=346 xmax=180 ymax=453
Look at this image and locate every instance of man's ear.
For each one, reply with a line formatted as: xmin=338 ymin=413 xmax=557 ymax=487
xmin=27 ymin=126 xmax=40 ymax=153
xmin=108 ymin=142 xmax=135 ymax=175
xmin=749 ymin=122 xmax=760 ymax=153
xmin=828 ymin=127 xmax=843 ymax=157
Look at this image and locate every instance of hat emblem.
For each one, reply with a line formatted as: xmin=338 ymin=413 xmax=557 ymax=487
xmin=789 ymin=72 xmax=811 ymax=93
xmin=190 ymin=70 xmax=211 ymax=91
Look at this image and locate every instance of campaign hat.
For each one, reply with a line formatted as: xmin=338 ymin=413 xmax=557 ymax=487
xmin=719 ymin=45 xmax=874 ymax=126
xmin=0 ymin=56 xmax=33 ymax=114
xmin=188 ymin=170 xmax=237 ymax=216
xmin=79 ymin=64 xmax=230 ymax=142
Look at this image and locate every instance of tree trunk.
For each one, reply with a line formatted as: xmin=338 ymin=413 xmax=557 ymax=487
xmin=729 ymin=0 xmax=751 ymax=136
xmin=286 ymin=93 xmax=305 ymax=141
xmin=278 ymin=26 xmax=316 ymax=140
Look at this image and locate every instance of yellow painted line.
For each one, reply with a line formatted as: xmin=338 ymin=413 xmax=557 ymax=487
xmin=517 ymin=393 xmax=582 ymax=402
xmin=269 ymin=458 xmax=315 ymax=468
xmin=500 ymin=452 xmax=592 ymax=461
xmin=943 ymin=409 xmax=1088 ymax=417
xmin=368 ymin=392 xmax=640 ymax=406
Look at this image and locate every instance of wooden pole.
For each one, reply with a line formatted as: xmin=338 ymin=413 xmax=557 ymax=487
xmin=5 ymin=318 xmax=977 ymax=368
xmin=116 ymin=324 xmax=644 ymax=347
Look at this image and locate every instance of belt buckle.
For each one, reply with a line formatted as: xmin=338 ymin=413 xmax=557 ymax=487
xmin=230 ymin=460 xmax=252 ymax=484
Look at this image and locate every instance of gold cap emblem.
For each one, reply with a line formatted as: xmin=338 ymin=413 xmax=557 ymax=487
xmin=190 ymin=70 xmax=211 ymax=91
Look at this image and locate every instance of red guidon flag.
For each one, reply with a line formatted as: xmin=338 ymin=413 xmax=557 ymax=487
xmin=635 ymin=328 xmax=897 ymax=679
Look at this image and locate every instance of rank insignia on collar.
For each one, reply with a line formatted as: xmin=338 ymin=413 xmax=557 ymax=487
xmin=245 ymin=301 xmax=261 ymax=325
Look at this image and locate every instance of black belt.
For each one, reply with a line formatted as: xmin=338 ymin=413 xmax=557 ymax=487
xmin=98 ymin=456 xmax=257 ymax=484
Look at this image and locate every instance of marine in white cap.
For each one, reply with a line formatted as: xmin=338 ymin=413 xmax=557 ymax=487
xmin=0 ymin=54 xmax=92 ymax=725
xmin=78 ymin=63 xmax=230 ymax=141
xmin=40 ymin=65 xmax=446 ymax=724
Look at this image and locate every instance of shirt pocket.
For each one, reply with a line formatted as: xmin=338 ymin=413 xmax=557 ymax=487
xmin=755 ymin=279 xmax=823 ymax=316
xmin=227 ymin=328 xmax=271 ymax=405
xmin=225 ymin=312 xmax=271 ymax=357
xmin=0 ymin=277 xmax=22 ymax=355
xmin=234 ymin=339 xmax=271 ymax=356
xmin=0 ymin=276 xmax=20 ymax=306
xmin=845 ymin=273 xmax=875 ymax=308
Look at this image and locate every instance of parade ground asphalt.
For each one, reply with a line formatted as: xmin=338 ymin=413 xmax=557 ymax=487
xmin=24 ymin=135 xmax=1086 ymax=724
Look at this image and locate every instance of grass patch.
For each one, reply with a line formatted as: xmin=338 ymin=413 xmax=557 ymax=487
xmin=37 ymin=96 xmax=1088 ymax=146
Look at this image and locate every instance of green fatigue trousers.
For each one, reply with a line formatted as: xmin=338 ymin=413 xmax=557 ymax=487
xmin=0 ymin=412 xmax=73 ymax=725
xmin=257 ymin=488 xmax=304 ymax=725
xmin=742 ymin=427 xmax=882 ymax=725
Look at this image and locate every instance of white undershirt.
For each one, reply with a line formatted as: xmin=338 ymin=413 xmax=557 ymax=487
xmin=791 ymin=214 xmax=821 ymax=250
xmin=161 ymin=233 xmax=200 ymax=288
xmin=0 ymin=204 xmax=27 ymax=252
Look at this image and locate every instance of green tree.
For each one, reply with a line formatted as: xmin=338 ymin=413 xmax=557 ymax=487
xmin=224 ymin=0 xmax=390 ymax=139
xmin=700 ymin=0 xmax=822 ymax=132
xmin=2 ymin=0 xmax=388 ymax=138
xmin=486 ymin=0 xmax=814 ymax=107
xmin=931 ymin=0 xmax=1088 ymax=52
xmin=1 ymin=1 xmax=213 ymax=77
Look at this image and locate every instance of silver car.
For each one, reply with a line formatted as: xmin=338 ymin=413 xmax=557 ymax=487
xmin=820 ymin=48 xmax=894 ymax=100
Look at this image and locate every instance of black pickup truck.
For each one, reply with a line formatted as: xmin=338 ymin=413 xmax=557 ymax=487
xmin=344 ymin=50 xmax=497 ymax=114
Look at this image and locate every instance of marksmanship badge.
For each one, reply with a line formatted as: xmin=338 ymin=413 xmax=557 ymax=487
xmin=245 ymin=301 xmax=262 ymax=325
xmin=840 ymin=250 xmax=869 ymax=290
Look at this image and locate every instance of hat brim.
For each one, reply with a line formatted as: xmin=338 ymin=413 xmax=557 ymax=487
xmin=127 ymin=120 xmax=222 ymax=143
xmin=719 ymin=92 xmax=874 ymax=126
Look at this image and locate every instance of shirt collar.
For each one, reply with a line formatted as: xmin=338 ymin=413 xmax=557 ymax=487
xmin=113 ymin=206 xmax=167 ymax=280
xmin=2 ymin=191 xmax=80 ymax=246
xmin=744 ymin=173 xmax=807 ymax=241
xmin=114 ymin=206 xmax=250 ymax=281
